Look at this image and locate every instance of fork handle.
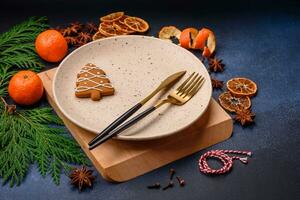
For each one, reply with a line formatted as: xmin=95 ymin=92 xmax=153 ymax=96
xmin=88 ymin=103 xmax=143 ymax=146
xmin=89 ymin=106 xmax=157 ymax=150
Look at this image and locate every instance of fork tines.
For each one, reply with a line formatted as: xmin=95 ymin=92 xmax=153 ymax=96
xmin=176 ymin=72 xmax=205 ymax=97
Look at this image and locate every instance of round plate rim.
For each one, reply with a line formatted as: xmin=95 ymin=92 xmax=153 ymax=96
xmin=52 ymin=35 xmax=212 ymax=141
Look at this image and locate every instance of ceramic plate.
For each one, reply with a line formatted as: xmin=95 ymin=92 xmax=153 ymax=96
xmin=53 ymin=35 xmax=212 ymax=141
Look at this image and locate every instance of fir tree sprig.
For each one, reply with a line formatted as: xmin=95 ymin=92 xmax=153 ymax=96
xmin=0 ymin=17 xmax=49 ymax=96
xmin=0 ymin=105 xmax=89 ymax=187
xmin=0 ymin=17 xmax=48 ymax=71
xmin=0 ymin=18 xmax=89 ymax=187
xmin=0 ymin=66 xmax=16 ymax=96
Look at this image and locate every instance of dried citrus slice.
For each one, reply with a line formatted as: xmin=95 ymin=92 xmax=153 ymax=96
xmin=219 ymin=91 xmax=251 ymax=112
xmin=118 ymin=15 xmax=129 ymax=25
xmin=227 ymin=77 xmax=257 ymax=97
xmin=124 ymin=17 xmax=149 ymax=32
xmin=92 ymin=31 xmax=106 ymax=40
xmin=158 ymin=26 xmax=181 ymax=43
xmin=100 ymin=12 xmax=124 ymax=23
xmin=179 ymin=28 xmax=198 ymax=49
xmin=113 ymin=21 xmax=135 ymax=34
xmin=99 ymin=22 xmax=125 ymax=36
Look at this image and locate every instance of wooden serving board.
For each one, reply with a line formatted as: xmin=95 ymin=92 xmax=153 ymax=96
xmin=39 ymin=68 xmax=233 ymax=182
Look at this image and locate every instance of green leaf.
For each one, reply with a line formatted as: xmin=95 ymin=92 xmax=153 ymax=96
xmin=0 ymin=107 xmax=88 ymax=187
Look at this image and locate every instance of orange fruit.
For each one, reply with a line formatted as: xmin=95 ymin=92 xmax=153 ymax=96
xmin=179 ymin=28 xmax=198 ymax=49
xmin=192 ymin=28 xmax=212 ymax=49
xmin=35 ymin=30 xmax=68 ymax=62
xmin=206 ymin=31 xmax=216 ymax=57
xmin=124 ymin=17 xmax=149 ymax=32
xmin=92 ymin=31 xmax=106 ymax=41
xmin=218 ymin=91 xmax=251 ymax=112
xmin=113 ymin=21 xmax=135 ymax=34
xmin=100 ymin=12 xmax=124 ymax=23
xmin=99 ymin=22 xmax=125 ymax=36
xmin=158 ymin=26 xmax=181 ymax=43
xmin=8 ymin=70 xmax=44 ymax=106
xmin=192 ymin=28 xmax=216 ymax=57
xmin=227 ymin=77 xmax=257 ymax=97
xmin=202 ymin=46 xmax=211 ymax=58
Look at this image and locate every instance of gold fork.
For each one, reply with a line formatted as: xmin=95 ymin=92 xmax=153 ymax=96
xmin=89 ymin=72 xmax=205 ymax=150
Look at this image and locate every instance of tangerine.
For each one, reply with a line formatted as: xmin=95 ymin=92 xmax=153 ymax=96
xmin=8 ymin=70 xmax=44 ymax=105
xmin=179 ymin=28 xmax=198 ymax=49
xmin=35 ymin=30 xmax=68 ymax=62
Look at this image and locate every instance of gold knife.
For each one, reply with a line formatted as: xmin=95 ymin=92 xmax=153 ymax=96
xmin=88 ymin=70 xmax=186 ymax=146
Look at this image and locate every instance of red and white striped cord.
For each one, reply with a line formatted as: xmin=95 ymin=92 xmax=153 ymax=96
xmin=198 ymin=150 xmax=252 ymax=175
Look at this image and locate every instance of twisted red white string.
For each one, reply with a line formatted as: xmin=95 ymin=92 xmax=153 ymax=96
xmin=198 ymin=150 xmax=252 ymax=175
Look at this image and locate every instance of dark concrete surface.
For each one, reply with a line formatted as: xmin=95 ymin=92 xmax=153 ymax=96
xmin=0 ymin=0 xmax=299 ymax=199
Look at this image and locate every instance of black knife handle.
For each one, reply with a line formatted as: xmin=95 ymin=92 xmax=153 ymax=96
xmin=89 ymin=106 xmax=156 ymax=150
xmin=88 ymin=103 xmax=143 ymax=146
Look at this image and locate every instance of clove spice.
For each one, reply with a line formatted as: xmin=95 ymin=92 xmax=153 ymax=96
xmin=162 ymin=181 xmax=174 ymax=190
xmin=147 ymin=182 xmax=161 ymax=189
xmin=176 ymin=176 xmax=185 ymax=187
xmin=169 ymin=168 xmax=176 ymax=180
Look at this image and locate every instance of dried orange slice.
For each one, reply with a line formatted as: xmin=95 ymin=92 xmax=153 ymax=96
xmin=99 ymin=22 xmax=125 ymax=36
xmin=179 ymin=28 xmax=198 ymax=49
xmin=100 ymin=12 xmax=124 ymax=23
xmin=113 ymin=21 xmax=135 ymax=34
xmin=118 ymin=15 xmax=129 ymax=25
xmin=124 ymin=17 xmax=149 ymax=32
xmin=219 ymin=91 xmax=251 ymax=112
xmin=227 ymin=77 xmax=257 ymax=97
xmin=158 ymin=26 xmax=181 ymax=43
xmin=92 ymin=31 xmax=106 ymax=40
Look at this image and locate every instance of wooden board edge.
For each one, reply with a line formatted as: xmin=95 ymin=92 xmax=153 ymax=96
xmin=104 ymin=117 xmax=233 ymax=182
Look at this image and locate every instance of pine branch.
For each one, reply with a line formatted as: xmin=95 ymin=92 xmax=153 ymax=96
xmin=0 ymin=66 xmax=16 ymax=97
xmin=0 ymin=107 xmax=89 ymax=187
xmin=0 ymin=17 xmax=48 ymax=74
xmin=0 ymin=17 xmax=88 ymax=187
xmin=0 ymin=17 xmax=48 ymax=51
xmin=0 ymin=43 xmax=43 ymax=70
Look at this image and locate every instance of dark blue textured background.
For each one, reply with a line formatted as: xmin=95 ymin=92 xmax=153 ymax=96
xmin=0 ymin=0 xmax=300 ymax=199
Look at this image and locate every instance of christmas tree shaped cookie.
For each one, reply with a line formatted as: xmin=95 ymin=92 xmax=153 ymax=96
xmin=75 ymin=63 xmax=114 ymax=101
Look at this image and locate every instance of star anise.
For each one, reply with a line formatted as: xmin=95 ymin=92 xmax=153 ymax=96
xmin=76 ymin=32 xmax=92 ymax=46
xmin=86 ymin=22 xmax=98 ymax=33
xmin=69 ymin=22 xmax=83 ymax=31
xmin=65 ymin=36 xmax=78 ymax=46
xmin=69 ymin=166 xmax=95 ymax=191
xmin=234 ymin=109 xmax=255 ymax=126
xmin=62 ymin=26 xmax=79 ymax=36
xmin=211 ymin=76 xmax=223 ymax=89
xmin=208 ymin=57 xmax=225 ymax=72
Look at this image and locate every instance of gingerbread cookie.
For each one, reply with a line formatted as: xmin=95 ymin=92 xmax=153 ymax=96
xmin=75 ymin=63 xmax=114 ymax=101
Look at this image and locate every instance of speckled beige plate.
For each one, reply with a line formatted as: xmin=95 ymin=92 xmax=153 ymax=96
xmin=53 ymin=35 xmax=212 ymax=141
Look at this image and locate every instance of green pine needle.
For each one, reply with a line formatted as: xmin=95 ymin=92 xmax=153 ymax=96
xmin=0 ymin=16 xmax=47 ymax=70
xmin=0 ymin=107 xmax=89 ymax=187
xmin=0 ymin=66 xmax=16 ymax=97
xmin=0 ymin=17 xmax=89 ymax=187
xmin=0 ymin=17 xmax=48 ymax=96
